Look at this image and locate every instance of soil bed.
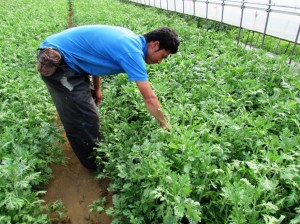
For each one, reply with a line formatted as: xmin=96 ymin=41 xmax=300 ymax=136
xmin=43 ymin=130 xmax=112 ymax=224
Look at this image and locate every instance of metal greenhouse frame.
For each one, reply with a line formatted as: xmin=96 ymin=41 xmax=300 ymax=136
xmin=128 ymin=0 xmax=300 ymax=63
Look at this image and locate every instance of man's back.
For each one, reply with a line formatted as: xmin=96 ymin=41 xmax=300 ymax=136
xmin=40 ymin=25 xmax=148 ymax=80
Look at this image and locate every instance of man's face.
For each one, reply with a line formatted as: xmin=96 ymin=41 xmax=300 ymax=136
xmin=145 ymin=41 xmax=171 ymax=64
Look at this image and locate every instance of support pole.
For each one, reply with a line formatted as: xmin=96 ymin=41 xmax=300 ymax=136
xmin=220 ymin=0 xmax=225 ymax=31
xmin=245 ymin=31 xmax=251 ymax=47
xmin=274 ymin=39 xmax=282 ymax=54
xmin=261 ymin=0 xmax=271 ymax=49
xmin=237 ymin=0 xmax=245 ymax=44
xmin=289 ymin=24 xmax=300 ymax=64
xmin=249 ymin=31 xmax=255 ymax=48
xmin=284 ymin=42 xmax=291 ymax=54
xmin=206 ymin=0 xmax=209 ymax=29
xmin=174 ymin=0 xmax=176 ymax=12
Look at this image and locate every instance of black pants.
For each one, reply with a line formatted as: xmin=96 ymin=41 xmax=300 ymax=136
xmin=42 ymin=65 xmax=100 ymax=170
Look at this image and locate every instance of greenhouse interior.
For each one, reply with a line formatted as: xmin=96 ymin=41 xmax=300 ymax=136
xmin=1 ymin=0 xmax=299 ymax=223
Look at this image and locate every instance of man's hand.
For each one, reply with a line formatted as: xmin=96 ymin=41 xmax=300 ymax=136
xmin=160 ymin=121 xmax=172 ymax=130
xmin=92 ymin=76 xmax=102 ymax=105
xmin=94 ymin=89 xmax=103 ymax=105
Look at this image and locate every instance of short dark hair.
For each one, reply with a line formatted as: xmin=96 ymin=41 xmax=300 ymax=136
xmin=143 ymin=27 xmax=179 ymax=54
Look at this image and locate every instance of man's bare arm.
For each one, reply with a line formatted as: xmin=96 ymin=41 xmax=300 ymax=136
xmin=136 ymin=81 xmax=167 ymax=128
xmin=92 ymin=76 xmax=102 ymax=105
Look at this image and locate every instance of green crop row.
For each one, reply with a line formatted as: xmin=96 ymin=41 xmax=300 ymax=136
xmin=72 ymin=0 xmax=300 ymax=223
xmin=0 ymin=0 xmax=69 ymax=223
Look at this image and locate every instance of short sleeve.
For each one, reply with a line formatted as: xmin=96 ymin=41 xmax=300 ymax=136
xmin=117 ymin=52 xmax=148 ymax=81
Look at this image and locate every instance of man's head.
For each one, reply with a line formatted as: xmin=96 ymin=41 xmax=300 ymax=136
xmin=143 ymin=27 xmax=179 ymax=64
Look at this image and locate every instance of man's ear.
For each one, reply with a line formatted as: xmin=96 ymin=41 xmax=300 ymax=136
xmin=153 ymin=41 xmax=160 ymax=50
xmin=147 ymin=41 xmax=161 ymax=53
xmin=148 ymin=41 xmax=160 ymax=50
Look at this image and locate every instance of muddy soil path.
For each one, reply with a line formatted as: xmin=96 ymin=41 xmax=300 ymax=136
xmin=43 ymin=128 xmax=113 ymax=224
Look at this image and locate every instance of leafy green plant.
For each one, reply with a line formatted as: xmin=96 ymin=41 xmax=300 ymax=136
xmin=76 ymin=1 xmax=299 ymax=223
xmin=0 ymin=0 xmax=69 ymax=222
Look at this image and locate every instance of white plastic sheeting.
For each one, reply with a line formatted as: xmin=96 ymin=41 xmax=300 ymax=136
xmin=130 ymin=0 xmax=300 ymax=43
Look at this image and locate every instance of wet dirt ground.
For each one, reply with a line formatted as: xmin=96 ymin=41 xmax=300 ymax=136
xmin=43 ymin=131 xmax=112 ymax=224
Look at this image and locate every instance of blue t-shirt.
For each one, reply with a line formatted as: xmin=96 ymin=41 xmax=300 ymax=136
xmin=40 ymin=25 xmax=148 ymax=81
